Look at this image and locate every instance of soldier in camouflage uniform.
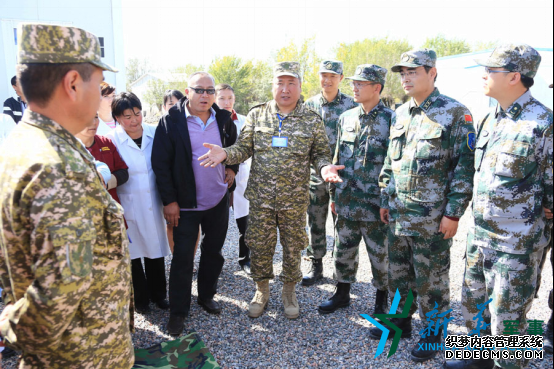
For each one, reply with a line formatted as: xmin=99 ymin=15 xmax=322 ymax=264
xmin=318 ymin=65 xmax=392 ymax=315
xmin=198 ymin=62 xmax=343 ymax=320
xmin=0 ymin=24 xmax=134 ymax=368
xmin=303 ymin=60 xmax=358 ymax=286
xmin=371 ymin=49 xmax=476 ymax=363
xmin=446 ymin=45 xmax=553 ymax=369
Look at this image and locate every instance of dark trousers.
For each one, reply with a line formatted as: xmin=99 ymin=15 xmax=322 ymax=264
xmin=170 ymin=193 xmax=229 ymax=316
xmin=131 ymin=257 xmax=167 ymax=306
xmin=236 ymin=215 xmax=250 ymax=265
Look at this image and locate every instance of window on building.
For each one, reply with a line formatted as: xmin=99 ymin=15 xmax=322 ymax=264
xmin=99 ymin=37 xmax=105 ymax=58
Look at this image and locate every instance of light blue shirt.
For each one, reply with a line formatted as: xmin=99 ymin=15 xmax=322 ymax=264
xmin=185 ymin=105 xmax=216 ymax=131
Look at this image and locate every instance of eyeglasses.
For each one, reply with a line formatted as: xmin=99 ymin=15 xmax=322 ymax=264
xmin=190 ymin=87 xmax=216 ymax=95
xmin=399 ymin=71 xmax=418 ymax=79
xmin=350 ymin=82 xmax=378 ymax=89
xmin=484 ymin=67 xmax=513 ymax=75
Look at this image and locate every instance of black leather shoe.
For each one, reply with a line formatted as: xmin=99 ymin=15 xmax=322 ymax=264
xmin=545 ymin=311 xmax=553 ymax=354
xmin=302 ymin=258 xmax=323 ymax=286
xmin=411 ymin=329 xmax=442 ymax=362
xmin=240 ymin=261 xmax=251 ymax=275
xmin=443 ymin=358 xmax=495 ymax=369
xmin=167 ymin=314 xmax=186 ymax=336
xmin=135 ymin=302 xmax=151 ymax=314
xmin=198 ymin=298 xmax=222 ymax=314
xmin=368 ymin=317 xmax=412 ymax=340
xmin=318 ymin=283 xmax=351 ymax=314
xmin=374 ymin=289 xmax=389 ymax=316
xmin=155 ymin=299 xmax=170 ymax=310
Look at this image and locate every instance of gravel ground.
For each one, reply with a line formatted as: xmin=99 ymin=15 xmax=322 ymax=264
xmin=2 ymin=208 xmax=552 ymax=369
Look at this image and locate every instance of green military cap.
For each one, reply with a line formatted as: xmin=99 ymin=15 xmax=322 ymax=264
xmin=17 ymin=23 xmax=118 ymax=72
xmin=274 ymin=62 xmax=302 ymax=80
xmin=475 ymin=44 xmax=541 ymax=78
xmin=319 ymin=60 xmax=343 ymax=75
xmin=346 ymin=64 xmax=387 ymax=85
xmin=391 ymin=48 xmax=437 ymax=72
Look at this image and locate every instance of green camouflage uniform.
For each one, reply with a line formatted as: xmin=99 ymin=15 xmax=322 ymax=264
xmin=0 ymin=24 xmax=133 ymax=369
xmin=379 ymin=49 xmax=476 ymax=318
xmin=331 ymin=65 xmax=392 ymax=289
xmin=223 ymin=62 xmax=332 ymax=283
xmin=461 ymin=45 xmax=553 ymax=369
xmin=304 ymin=60 xmax=357 ymax=260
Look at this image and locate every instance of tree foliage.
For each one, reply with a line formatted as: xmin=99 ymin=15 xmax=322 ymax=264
xmin=422 ymin=34 xmax=471 ymax=58
xmin=126 ymin=57 xmax=152 ymax=92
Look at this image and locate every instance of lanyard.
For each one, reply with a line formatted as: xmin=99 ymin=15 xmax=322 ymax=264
xmin=276 ymin=113 xmax=284 ymax=137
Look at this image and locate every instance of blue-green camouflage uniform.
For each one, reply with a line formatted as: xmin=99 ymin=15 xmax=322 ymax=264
xmin=331 ymin=102 xmax=392 ymax=289
xmin=379 ymin=88 xmax=476 ymax=318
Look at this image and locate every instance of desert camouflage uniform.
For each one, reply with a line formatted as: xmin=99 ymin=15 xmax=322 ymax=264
xmin=379 ymin=85 xmax=476 ymax=317
xmin=332 ymin=101 xmax=393 ymax=289
xmin=461 ymin=56 xmax=553 ymax=369
xmin=224 ymin=94 xmax=332 ymax=283
xmin=0 ymin=23 xmax=133 ymax=369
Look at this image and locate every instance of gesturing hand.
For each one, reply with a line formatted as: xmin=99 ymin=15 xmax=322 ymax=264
xmin=199 ymin=143 xmax=228 ymax=168
xmin=321 ymin=165 xmax=345 ymax=184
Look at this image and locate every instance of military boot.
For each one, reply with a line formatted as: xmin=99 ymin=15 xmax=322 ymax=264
xmin=411 ymin=329 xmax=443 ymax=362
xmin=318 ymin=282 xmax=351 ymax=314
xmin=443 ymin=358 xmax=495 ymax=369
xmin=282 ymin=282 xmax=299 ymax=319
xmin=545 ymin=310 xmax=553 ymax=354
xmin=248 ymin=280 xmax=270 ymax=318
xmin=368 ymin=316 xmax=412 ymax=340
xmin=301 ymin=258 xmax=323 ymax=286
xmin=374 ymin=289 xmax=389 ymax=316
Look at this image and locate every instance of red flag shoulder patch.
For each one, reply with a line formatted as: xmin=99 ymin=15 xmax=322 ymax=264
xmin=465 ymin=114 xmax=473 ymax=123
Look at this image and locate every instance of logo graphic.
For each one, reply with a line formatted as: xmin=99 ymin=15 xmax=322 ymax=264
xmin=467 ymin=132 xmax=476 ymax=151
xmin=361 ymin=289 xmax=414 ymax=358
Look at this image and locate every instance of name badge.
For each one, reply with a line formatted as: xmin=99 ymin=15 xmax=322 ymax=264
xmin=272 ymin=136 xmax=289 ymax=147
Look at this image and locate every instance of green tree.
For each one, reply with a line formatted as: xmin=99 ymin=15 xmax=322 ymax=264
xmin=422 ymin=34 xmax=471 ymax=58
xmin=274 ymin=37 xmax=321 ymax=100
xmin=335 ymin=37 xmax=412 ymax=104
xmin=209 ymin=56 xmax=254 ymax=114
xmin=472 ymin=40 xmax=500 ymax=52
xmin=126 ymin=57 xmax=152 ymax=92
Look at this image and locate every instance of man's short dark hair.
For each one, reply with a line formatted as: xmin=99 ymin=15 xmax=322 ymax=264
xmin=163 ymin=89 xmax=185 ymax=107
xmin=424 ymin=66 xmax=438 ymax=82
xmin=10 ymin=76 xmax=16 ymax=86
xmin=521 ymin=75 xmax=535 ymax=89
xmin=215 ymin=84 xmax=235 ymax=94
xmin=112 ymin=92 xmax=142 ymax=120
xmin=16 ymin=63 xmax=95 ymax=107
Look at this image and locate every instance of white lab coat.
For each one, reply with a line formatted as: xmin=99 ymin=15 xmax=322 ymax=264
xmin=96 ymin=117 xmax=115 ymax=136
xmin=0 ymin=113 xmax=16 ymax=146
xmin=107 ymin=124 xmax=171 ymax=260
xmin=233 ymin=114 xmax=251 ymax=219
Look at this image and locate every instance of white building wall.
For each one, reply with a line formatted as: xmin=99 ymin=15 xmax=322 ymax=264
xmin=0 ymin=0 xmax=126 ymax=104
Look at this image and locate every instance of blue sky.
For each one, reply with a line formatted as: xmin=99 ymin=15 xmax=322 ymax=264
xmin=122 ymin=0 xmax=553 ymax=69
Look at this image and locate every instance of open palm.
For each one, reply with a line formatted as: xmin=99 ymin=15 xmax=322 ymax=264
xmin=199 ymin=143 xmax=228 ymax=167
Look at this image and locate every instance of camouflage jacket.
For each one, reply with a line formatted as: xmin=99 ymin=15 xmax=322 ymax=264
xmin=379 ymin=88 xmax=476 ymax=238
xmin=0 ymin=111 xmax=134 ymax=368
xmin=224 ymin=100 xmax=332 ymax=212
xmin=332 ymin=102 xmax=394 ymax=221
xmin=472 ymin=90 xmax=553 ymax=254
xmin=304 ymin=91 xmax=358 ymax=185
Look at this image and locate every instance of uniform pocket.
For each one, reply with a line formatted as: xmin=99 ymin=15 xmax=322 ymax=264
xmin=495 ymin=140 xmax=530 ymax=178
xmin=289 ymin=133 xmax=312 ymax=156
xmin=339 ymin=131 xmax=356 ymax=159
xmin=254 ymin=126 xmax=274 ymax=152
xmin=389 ymin=129 xmax=406 ymax=160
xmin=50 ymin=220 xmax=96 ymax=283
xmin=474 ymin=135 xmax=490 ymax=171
xmin=415 ymin=125 xmax=442 ymax=159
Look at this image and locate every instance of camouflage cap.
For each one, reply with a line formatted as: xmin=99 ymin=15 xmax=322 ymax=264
xmin=319 ymin=60 xmax=343 ymax=75
xmin=274 ymin=62 xmax=301 ymax=81
xmin=346 ymin=64 xmax=387 ymax=84
xmin=475 ymin=44 xmax=541 ymax=78
xmin=391 ymin=48 xmax=437 ymax=72
xmin=17 ymin=23 xmax=118 ymax=72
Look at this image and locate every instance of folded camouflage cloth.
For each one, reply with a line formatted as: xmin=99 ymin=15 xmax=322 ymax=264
xmin=133 ymin=332 xmax=220 ymax=369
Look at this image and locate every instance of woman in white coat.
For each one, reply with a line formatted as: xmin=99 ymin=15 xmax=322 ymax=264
xmin=107 ymin=92 xmax=171 ymax=314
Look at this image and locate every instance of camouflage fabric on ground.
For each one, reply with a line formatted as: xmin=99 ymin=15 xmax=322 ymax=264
xmin=133 ymin=333 xmax=220 ymax=369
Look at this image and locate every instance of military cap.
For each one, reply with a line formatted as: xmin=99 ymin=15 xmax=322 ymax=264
xmin=274 ymin=62 xmax=301 ymax=80
xmin=346 ymin=64 xmax=387 ymax=85
xmin=319 ymin=60 xmax=343 ymax=75
xmin=17 ymin=23 xmax=118 ymax=72
xmin=475 ymin=44 xmax=541 ymax=79
xmin=391 ymin=48 xmax=437 ymax=73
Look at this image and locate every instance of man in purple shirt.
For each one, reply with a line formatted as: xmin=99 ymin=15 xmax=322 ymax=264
xmin=152 ymin=72 xmax=238 ymax=336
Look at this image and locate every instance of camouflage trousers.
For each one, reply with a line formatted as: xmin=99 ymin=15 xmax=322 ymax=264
xmin=388 ymin=225 xmax=451 ymax=317
xmin=307 ymin=180 xmax=335 ymax=260
xmin=462 ymin=231 xmax=542 ymax=369
xmin=333 ymin=216 xmax=388 ymax=290
xmin=246 ymin=206 xmax=308 ymax=283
